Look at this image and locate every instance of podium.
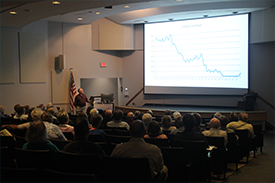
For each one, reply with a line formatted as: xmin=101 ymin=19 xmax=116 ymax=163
xmin=94 ymin=103 xmax=114 ymax=111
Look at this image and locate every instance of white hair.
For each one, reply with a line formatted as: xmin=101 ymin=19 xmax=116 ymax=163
xmin=90 ymin=108 xmax=99 ymax=116
xmin=142 ymin=113 xmax=152 ymax=126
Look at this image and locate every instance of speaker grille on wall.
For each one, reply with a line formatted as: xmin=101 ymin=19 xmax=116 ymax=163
xmin=55 ymin=55 xmax=64 ymax=70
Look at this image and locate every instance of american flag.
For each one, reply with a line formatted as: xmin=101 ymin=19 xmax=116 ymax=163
xmin=70 ymin=71 xmax=76 ymax=113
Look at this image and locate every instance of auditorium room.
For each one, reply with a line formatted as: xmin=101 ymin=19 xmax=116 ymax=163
xmin=0 ymin=0 xmax=274 ymax=182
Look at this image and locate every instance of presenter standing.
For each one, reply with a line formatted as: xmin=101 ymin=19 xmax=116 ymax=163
xmin=74 ymin=88 xmax=91 ymax=114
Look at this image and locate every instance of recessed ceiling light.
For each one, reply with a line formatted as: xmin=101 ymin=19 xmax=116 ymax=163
xmin=169 ymin=18 xmax=173 ymax=21
xmin=95 ymin=12 xmax=100 ymax=15
xmin=52 ymin=1 xmax=60 ymax=5
xmin=176 ymin=0 xmax=183 ymax=2
xmin=25 ymin=9 xmax=32 ymax=12
xmin=144 ymin=21 xmax=148 ymax=23
xmin=78 ymin=17 xmax=83 ymax=21
xmin=233 ymin=11 xmax=238 ymax=14
xmin=203 ymin=15 xmax=208 ymax=17
xmin=124 ymin=5 xmax=130 ymax=8
xmin=10 ymin=11 xmax=17 ymax=15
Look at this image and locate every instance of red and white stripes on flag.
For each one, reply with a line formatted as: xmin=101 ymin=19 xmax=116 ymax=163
xmin=70 ymin=71 xmax=77 ymax=113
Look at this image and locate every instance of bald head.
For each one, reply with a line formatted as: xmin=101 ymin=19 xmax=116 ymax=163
xmin=105 ymin=109 xmax=112 ymax=117
xmin=130 ymin=120 xmax=146 ymax=138
xmin=209 ymin=118 xmax=221 ymax=129
xmin=127 ymin=112 xmax=134 ymax=119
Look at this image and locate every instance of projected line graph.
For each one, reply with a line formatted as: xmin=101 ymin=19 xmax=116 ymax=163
xmin=152 ymin=34 xmax=242 ymax=78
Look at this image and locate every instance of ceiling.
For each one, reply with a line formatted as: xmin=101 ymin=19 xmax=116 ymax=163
xmin=1 ymin=0 xmax=275 ymax=29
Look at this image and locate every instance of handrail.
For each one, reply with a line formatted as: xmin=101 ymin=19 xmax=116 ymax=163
xmin=250 ymin=89 xmax=274 ymax=110
xmin=125 ymin=87 xmax=144 ymax=106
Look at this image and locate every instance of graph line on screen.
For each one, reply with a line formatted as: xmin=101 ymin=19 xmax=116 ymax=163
xmin=154 ymin=34 xmax=241 ymax=78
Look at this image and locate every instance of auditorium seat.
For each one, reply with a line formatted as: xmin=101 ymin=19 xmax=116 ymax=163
xmin=1 ymin=135 xmax=16 ymax=149
xmin=88 ymin=134 xmax=104 ymax=142
xmin=55 ymin=151 xmax=104 ymax=180
xmin=62 ymin=132 xmax=74 ymax=140
xmin=49 ymin=139 xmax=71 ymax=150
xmin=253 ymin=124 xmax=264 ymax=153
xmin=105 ymin=134 xmax=131 ymax=145
xmin=43 ymin=168 xmax=97 ymax=182
xmin=1 ymin=167 xmax=40 ymax=182
xmin=234 ymin=129 xmax=253 ymax=163
xmin=160 ymin=146 xmax=186 ymax=182
xmin=144 ymin=138 xmax=170 ymax=147
xmin=206 ymin=136 xmax=227 ymax=179
xmin=226 ymin=132 xmax=239 ymax=170
xmin=102 ymin=156 xmax=154 ymax=182
xmin=1 ymin=146 xmax=17 ymax=168
xmin=13 ymin=148 xmax=53 ymax=171
xmin=14 ymin=135 xmax=27 ymax=148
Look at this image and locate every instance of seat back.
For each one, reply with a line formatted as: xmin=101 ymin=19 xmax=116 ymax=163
xmin=62 ymin=132 xmax=74 ymax=140
xmin=102 ymin=156 xmax=152 ymax=182
xmin=49 ymin=139 xmax=71 ymax=150
xmin=1 ymin=135 xmax=16 ymax=149
xmin=43 ymin=168 xmax=97 ymax=182
xmin=14 ymin=135 xmax=27 ymax=148
xmin=88 ymin=134 xmax=104 ymax=142
xmin=56 ymin=151 xmax=103 ymax=175
xmin=144 ymin=138 xmax=170 ymax=147
xmin=234 ymin=129 xmax=251 ymax=161
xmin=172 ymin=139 xmax=210 ymax=182
xmin=105 ymin=134 xmax=131 ymax=144
xmin=13 ymin=147 xmax=52 ymax=170
xmin=160 ymin=146 xmax=186 ymax=182
xmin=1 ymin=167 xmax=40 ymax=182
xmin=1 ymin=146 xmax=17 ymax=168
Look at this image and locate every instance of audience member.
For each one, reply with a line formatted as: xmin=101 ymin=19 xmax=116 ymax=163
xmin=86 ymin=106 xmax=94 ymax=118
xmin=23 ymin=121 xmax=59 ymax=153
xmin=13 ymin=106 xmax=28 ymax=120
xmin=126 ymin=112 xmax=135 ymax=125
xmin=46 ymin=102 xmax=54 ymax=110
xmin=161 ymin=115 xmax=176 ymax=131
xmin=192 ymin=112 xmax=204 ymax=133
xmin=165 ymin=109 xmax=171 ymax=116
xmin=229 ymin=112 xmax=238 ymax=122
xmin=174 ymin=113 xmax=208 ymax=148
xmin=226 ymin=112 xmax=254 ymax=139
xmin=111 ymin=120 xmax=168 ymax=179
xmin=107 ymin=110 xmax=129 ymax=129
xmin=0 ymin=105 xmax=8 ymax=118
xmin=77 ymin=111 xmax=88 ymax=120
xmin=219 ymin=115 xmax=235 ymax=133
xmin=41 ymin=112 xmax=53 ymax=123
xmin=89 ymin=108 xmax=99 ymax=117
xmin=26 ymin=107 xmax=35 ymax=122
xmin=202 ymin=118 xmax=228 ymax=146
xmin=134 ymin=110 xmax=142 ymax=120
xmin=147 ymin=110 xmax=155 ymax=118
xmin=144 ymin=121 xmax=167 ymax=139
xmin=57 ymin=110 xmax=74 ymax=133
xmin=46 ymin=107 xmax=58 ymax=124
xmin=101 ymin=108 xmax=112 ymax=127
xmin=212 ymin=112 xmax=222 ymax=119
xmin=142 ymin=113 xmax=153 ymax=132
xmin=89 ymin=114 xmax=106 ymax=141
xmin=63 ymin=118 xmax=105 ymax=156
xmin=170 ymin=116 xmax=184 ymax=135
xmin=37 ymin=104 xmax=46 ymax=111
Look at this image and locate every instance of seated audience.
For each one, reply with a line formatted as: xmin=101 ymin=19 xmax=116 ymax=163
xmin=57 ymin=110 xmax=74 ymax=133
xmin=170 ymin=116 xmax=184 ymax=135
xmin=23 ymin=121 xmax=59 ymax=153
xmin=37 ymin=104 xmax=46 ymax=111
xmin=3 ymin=108 xmax=67 ymax=140
xmin=202 ymin=118 xmax=228 ymax=146
xmin=219 ymin=115 xmax=235 ymax=133
xmin=107 ymin=110 xmax=129 ymax=130
xmin=161 ymin=115 xmax=176 ymax=131
xmin=89 ymin=114 xmax=106 ymax=141
xmin=226 ymin=112 xmax=254 ymax=139
xmin=63 ymin=118 xmax=105 ymax=156
xmin=111 ymin=120 xmax=168 ymax=179
xmin=86 ymin=106 xmax=94 ymax=119
xmin=142 ymin=113 xmax=152 ymax=132
xmin=174 ymin=113 xmax=208 ymax=148
xmin=77 ymin=111 xmax=88 ymax=120
xmin=126 ymin=112 xmax=135 ymax=125
xmin=144 ymin=121 xmax=167 ymax=139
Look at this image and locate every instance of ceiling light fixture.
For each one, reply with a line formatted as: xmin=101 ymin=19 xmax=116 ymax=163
xmin=105 ymin=6 xmax=112 ymax=9
xmin=169 ymin=18 xmax=173 ymax=21
xmin=203 ymin=15 xmax=208 ymax=17
xmin=52 ymin=1 xmax=60 ymax=5
xmin=233 ymin=11 xmax=238 ymax=14
xmin=95 ymin=12 xmax=100 ymax=15
xmin=124 ymin=5 xmax=130 ymax=8
xmin=78 ymin=17 xmax=83 ymax=21
xmin=10 ymin=11 xmax=17 ymax=15
xmin=176 ymin=0 xmax=183 ymax=2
